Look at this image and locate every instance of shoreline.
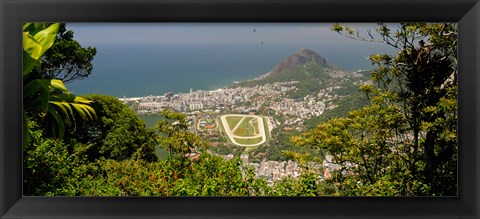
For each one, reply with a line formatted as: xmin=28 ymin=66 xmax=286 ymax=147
xmin=118 ymin=67 xmax=371 ymax=102
xmin=118 ymin=71 xmax=271 ymax=101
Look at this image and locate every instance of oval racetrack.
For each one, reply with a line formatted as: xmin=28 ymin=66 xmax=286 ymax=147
xmin=219 ymin=114 xmax=267 ymax=147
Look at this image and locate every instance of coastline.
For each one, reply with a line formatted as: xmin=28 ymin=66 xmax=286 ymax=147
xmin=119 ymin=71 xmax=271 ymax=101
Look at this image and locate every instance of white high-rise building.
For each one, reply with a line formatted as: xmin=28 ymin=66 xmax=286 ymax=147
xmin=189 ymin=102 xmax=204 ymax=111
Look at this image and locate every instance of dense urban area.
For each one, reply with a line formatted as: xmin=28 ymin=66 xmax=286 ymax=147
xmin=120 ymin=64 xmax=370 ymax=182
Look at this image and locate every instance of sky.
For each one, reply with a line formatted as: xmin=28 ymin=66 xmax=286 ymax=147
xmin=68 ymin=23 xmax=397 ymax=47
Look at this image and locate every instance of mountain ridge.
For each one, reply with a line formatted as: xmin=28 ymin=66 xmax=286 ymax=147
xmin=238 ymin=48 xmax=349 ymax=88
xmin=269 ymin=48 xmax=330 ymax=76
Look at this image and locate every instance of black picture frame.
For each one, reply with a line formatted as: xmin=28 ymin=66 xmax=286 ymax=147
xmin=1 ymin=0 xmax=479 ymax=218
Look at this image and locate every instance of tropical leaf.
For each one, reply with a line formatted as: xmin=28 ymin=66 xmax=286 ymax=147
xmin=48 ymin=92 xmax=96 ymax=135
xmin=22 ymin=23 xmax=47 ymax=35
xmin=72 ymin=102 xmax=95 ymax=121
xmin=23 ymin=23 xmax=96 ymax=139
xmin=24 ymin=79 xmax=51 ymax=114
xmin=50 ymin=100 xmax=95 ymax=121
xmin=24 ymin=79 xmax=52 ymax=96
xmin=23 ymin=52 xmax=40 ymax=76
xmin=23 ymin=23 xmax=59 ymax=76
xmin=47 ymin=104 xmax=66 ymax=138
xmin=24 ymin=79 xmax=70 ymax=115
xmin=23 ymin=32 xmax=43 ymax=60
xmin=23 ymin=33 xmax=43 ymax=75
xmin=32 ymin=23 xmax=59 ymax=54
xmin=49 ymin=79 xmax=69 ymax=92
xmin=52 ymin=101 xmax=79 ymax=133
xmin=45 ymin=98 xmax=97 ymax=137
xmin=49 ymin=101 xmax=75 ymax=120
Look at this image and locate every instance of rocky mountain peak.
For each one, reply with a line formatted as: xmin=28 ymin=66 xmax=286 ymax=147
xmin=270 ymin=48 xmax=329 ymax=75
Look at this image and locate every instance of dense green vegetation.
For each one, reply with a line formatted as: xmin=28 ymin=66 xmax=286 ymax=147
xmin=209 ymin=143 xmax=245 ymax=157
xmin=291 ymin=23 xmax=458 ymax=196
xmin=237 ymin=63 xmax=329 ymax=99
xmin=304 ymin=90 xmax=369 ymax=129
xmin=137 ymin=114 xmax=164 ymax=128
xmin=23 ymin=23 xmax=96 ymax=139
xmin=65 ymin=94 xmax=158 ymax=162
xmin=24 ymin=104 xmax=335 ymax=196
xmin=27 ymin=23 xmax=97 ymax=83
xmin=23 ymin=23 xmax=457 ymax=196
xmin=248 ymin=129 xmax=323 ymax=162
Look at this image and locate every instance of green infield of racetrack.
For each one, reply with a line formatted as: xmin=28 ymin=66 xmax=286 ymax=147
xmin=233 ymin=137 xmax=263 ymax=145
xmin=225 ymin=116 xmax=243 ymax=130
xmin=218 ymin=115 xmax=271 ymax=147
xmin=217 ymin=117 xmax=238 ymax=146
xmin=232 ymin=117 xmax=258 ymax=137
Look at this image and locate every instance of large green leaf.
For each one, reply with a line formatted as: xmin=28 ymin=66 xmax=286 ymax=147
xmin=49 ymin=79 xmax=69 ymax=92
xmin=24 ymin=79 xmax=68 ymax=115
xmin=33 ymin=23 xmax=59 ymax=55
xmin=73 ymin=102 xmax=94 ymax=120
xmin=22 ymin=23 xmax=97 ymax=139
xmin=23 ymin=23 xmax=59 ymax=76
xmin=22 ymin=23 xmax=31 ymax=31
xmin=23 ymin=32 xmax=42 ymax=60
xmin=24 ymin=79 xmax=51 ymax=114
xmin=24 ymin=78 xmax=96 ymax=137
xmin=49 ymin=93 xmax=96 ymax=133
xmin=24 ymin=79 xmax=51 ymax=96
xmin=23 ymin=51 xmax=40 ymax=76
xmin=23 ymin=33 xmax=43 ymax=75
xmin=22 ymin=23 xmax=47 ymax=35
xmin=50 ymin=101 xmax=74 ymax=120
xmin=24 ymin=79 xmax=69 ymax=97
xmin=47 ymin=104 xmax=66 ymax=138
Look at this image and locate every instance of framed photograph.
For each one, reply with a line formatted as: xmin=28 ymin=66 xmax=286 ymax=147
xmin=1 ymin=0 xmax=479 ymax=218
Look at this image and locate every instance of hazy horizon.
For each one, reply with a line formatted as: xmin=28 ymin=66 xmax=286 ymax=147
xmin=66 ymin=23 xmax=398 ymax=97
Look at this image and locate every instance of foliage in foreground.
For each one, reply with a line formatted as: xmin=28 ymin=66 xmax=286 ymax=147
xmin=24 ymin=98 xmax=335 ymax=196
xmin=65 ymin=94 xmax=158 ymax=162
xmin=24 ymin=119 xmax=335 ymax=196
xmin=292 ymin=23 xmax=457 ymax=196
xmin=28 ymin=23 xmax=97 ymax=83
xmin=23 ymin=23 xmax=96 ymax=139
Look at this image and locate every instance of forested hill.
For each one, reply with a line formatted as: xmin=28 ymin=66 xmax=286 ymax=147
xmin=235 ymin=48 xmax=365 ymax=97
xmin=269 ymin=48 xmax=330 ymax=75
xmin=237 ymin=48 xmax=369 ymax=102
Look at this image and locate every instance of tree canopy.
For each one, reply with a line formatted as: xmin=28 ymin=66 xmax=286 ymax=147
xmin=23 ymin=23 xmax=96 ymax=139
xmin=293 ymin=23 xmax=457 ymax=196
xmin=155 ymin=109 xmax=208 ymax=157
xmin=65 ymin=94 xmax=158 ymax=162
xmin=29 ymin=23 xmax=97 ymax=83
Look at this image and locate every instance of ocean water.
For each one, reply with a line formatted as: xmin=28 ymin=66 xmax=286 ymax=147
xmin=67 ymin=42 xmax=396 ymax=98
